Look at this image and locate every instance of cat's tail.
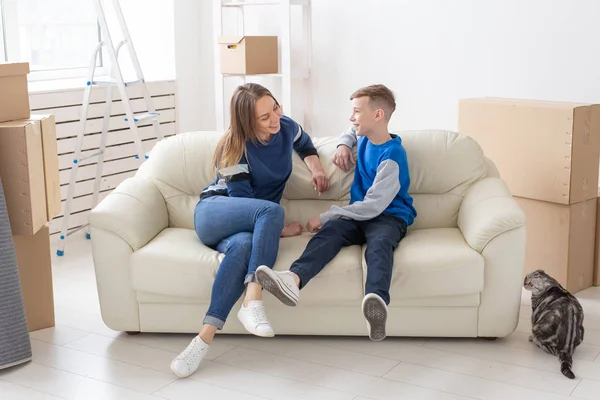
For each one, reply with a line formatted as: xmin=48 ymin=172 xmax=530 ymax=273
xmin=559 ymin=353 xmax=575 ymax=379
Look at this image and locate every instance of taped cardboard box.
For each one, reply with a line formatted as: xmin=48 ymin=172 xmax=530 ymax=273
xmin=458 ymin=98 xmax=600 ymax=205
xmin=219 ymin=36 xmax=278 ymax=75
xmin=13 ymin=225 xmax=55 ymax=331
xmin=0 ymin=62 xmax=31 ymax=123
xmin=0 ymin=119 xmax=47 ymax=235
xmin=517 ymin=196 xmax=596 ymax=293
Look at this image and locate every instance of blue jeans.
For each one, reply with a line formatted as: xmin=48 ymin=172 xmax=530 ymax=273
xmin=290 ymin=214 xmax=407 ymax=305
xmin=194 ymin=196 xmax=285 ymax=329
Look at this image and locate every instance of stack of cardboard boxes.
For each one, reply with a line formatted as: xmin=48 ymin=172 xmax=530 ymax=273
xmin=0 ymin=62 xmax=60 ymax=331
xmin=458 ymin=98 xmax=600 ymax=293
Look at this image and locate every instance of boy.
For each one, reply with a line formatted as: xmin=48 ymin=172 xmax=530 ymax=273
xmin=256 ymin=84 xmax=417 ymax=341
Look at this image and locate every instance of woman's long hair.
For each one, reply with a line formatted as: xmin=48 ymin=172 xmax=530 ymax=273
xmin=212 ymin=83 xmax=279 ymax=174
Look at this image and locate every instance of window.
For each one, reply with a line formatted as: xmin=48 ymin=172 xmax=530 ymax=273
xmin=0 ymin=0 xmax=106 ymax=81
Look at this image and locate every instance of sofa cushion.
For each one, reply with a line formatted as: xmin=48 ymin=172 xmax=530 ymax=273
xmin=135 ymin=130 xmax=488 ymax=232
xmin=136 ymin=133 xmax=359 ymax=230
xmin=401 ymin=130 xmax=487 ymax=230
xmin=130 ymin=228 xmax=223 ymax=299
xmin=284 ymin=136 xmax=354 ymax=201
xmin=273 ymin=233 xmax=364 ymax=305
xmin=362 ymin=228 xmax=484 ymax=301
xmin=131 ymin=227 xmax=483 ymax=305
xmin=130 ymin=229 xmax=363 ymax=306
xmin=400 ymin=130 xmax=486 ymax=196
xmin=281 ymin=199 xmax=348 ymax=228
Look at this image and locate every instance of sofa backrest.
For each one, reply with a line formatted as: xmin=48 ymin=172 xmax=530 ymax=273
xmin=136 ymin=129 xmax=488 ymax=231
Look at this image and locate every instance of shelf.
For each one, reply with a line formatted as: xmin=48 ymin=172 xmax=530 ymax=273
xmin=222 ymin=0 xmax=308 ymax=7
xmin=213 ymin=0 xmax=311 ymax=131
xmin=221 ymin=70 xmax=310 ymax=79
xmin=223 ymin=73 xmax=282 ymax=77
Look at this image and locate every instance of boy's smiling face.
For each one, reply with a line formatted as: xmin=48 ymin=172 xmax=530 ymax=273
xmin=349 ymin=96 xmax=382 ymax=136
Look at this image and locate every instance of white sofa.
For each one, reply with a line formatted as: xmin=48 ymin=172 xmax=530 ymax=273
xmin=89 ymin=129 xmax=526 ymax=338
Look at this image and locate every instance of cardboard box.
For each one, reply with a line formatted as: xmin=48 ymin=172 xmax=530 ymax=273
xmin=458 ymin=98 xmax=600 ymax=205
xmin=13 ymin=225 xmax=55 ymax=331
xmin=0 ymin=119 xmax=47 ymax=235
xmin=29 ymin=115 xmax=60 ymax=220
xmin=0 ymin=62 xmax=31 ymax=123
xmin=219 ymin=36 xmax=278 ymax=75
xmin=517 ymin=196 xmax=597 ymax=293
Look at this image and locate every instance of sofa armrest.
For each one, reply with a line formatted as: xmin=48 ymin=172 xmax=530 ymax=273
xmin=89 ymin=177 xmax=168 ymax=251
xmin=458 ymin=177 xmax=525 ymax=253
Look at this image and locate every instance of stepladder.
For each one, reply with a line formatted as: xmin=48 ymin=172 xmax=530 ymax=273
xmin=57 ymin=0 xmax=164 ymax=256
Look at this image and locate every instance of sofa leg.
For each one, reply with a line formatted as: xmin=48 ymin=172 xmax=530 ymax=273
xmin=483 ymin=337 xmax=497 ymax=341
xmin=126 ymin=331 xmax=141 ymax=335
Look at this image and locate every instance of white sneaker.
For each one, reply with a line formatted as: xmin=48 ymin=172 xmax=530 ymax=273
xmin=170 ymin=335 xmax=210 ymax=378
xmin=362 ymin=293 xmax=387 ymax=341
xmin=255 ymin=266 xmax=299 ymax=306
xmin=237 ymin=300 xmax=275 ymax=337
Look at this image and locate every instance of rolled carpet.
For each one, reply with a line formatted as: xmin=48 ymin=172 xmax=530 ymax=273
xmin=0 ymin=177 xmax=32 ymax=370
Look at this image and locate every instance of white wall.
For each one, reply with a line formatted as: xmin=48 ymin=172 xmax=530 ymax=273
xmin=174 ymin=0 xmax=215 ymax=133
xmin=310 ymin=0 xmax=600 ymax=136
xmin=106 ymin=0 xmax=175 ymax=82
xmin=175 ymin=0 xmax=600 ymax=136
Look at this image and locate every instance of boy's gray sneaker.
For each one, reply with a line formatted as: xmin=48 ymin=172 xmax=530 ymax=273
xmin=362 ymin=293 xmax=387 ymax=341
xmin=256 ymin=266 xmax=299 ymax=306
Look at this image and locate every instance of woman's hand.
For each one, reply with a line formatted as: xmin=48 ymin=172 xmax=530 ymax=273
xmin=332 ymin=145 xmax=355 ymax=172
xmin=306 ymin=216 xmax=322 ymax=233
xmin=311 ymin=170 xmax=329 ymax=195
xmin=281 ymin=221 xmax=303 ymax=237
xmin=303 ymin=155 xmax=330 ymax=195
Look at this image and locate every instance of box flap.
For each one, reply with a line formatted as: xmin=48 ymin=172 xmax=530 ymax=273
xmin=462 ymin=97 xmax=594 ymax=110
xmin=24 ymin=114 xmax=50 ymax=123
xmin=218 ymin=36 xmax=244 ymax=45
xmin=0 ymin=62 xmax=30 ymax=77
xmin=0 ymin=119 xmax=35 ymax=129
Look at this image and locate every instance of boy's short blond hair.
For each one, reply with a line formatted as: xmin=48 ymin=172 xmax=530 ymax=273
xmin=350 ymin=84 xmax=396 ymax=121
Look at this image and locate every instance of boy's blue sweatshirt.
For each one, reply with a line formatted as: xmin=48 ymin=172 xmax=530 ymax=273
xmin=320 ymin=128 xmax=417 ymax=226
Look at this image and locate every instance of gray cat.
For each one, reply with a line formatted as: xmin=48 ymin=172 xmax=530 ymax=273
xmin=523 ymin=269 xmax=584 ymax=379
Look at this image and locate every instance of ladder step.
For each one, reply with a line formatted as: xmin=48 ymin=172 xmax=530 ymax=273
xmin=75 ymin=150 xmax=104 ymax=163
xmin=124 ymin=112 xmax=159 ymax=123
xmin=88 ymin=78 xmax=144 ymax=87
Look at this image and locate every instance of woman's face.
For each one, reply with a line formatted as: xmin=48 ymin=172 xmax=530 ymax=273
xmin=254 ymin=95 xmax=282 ymax=136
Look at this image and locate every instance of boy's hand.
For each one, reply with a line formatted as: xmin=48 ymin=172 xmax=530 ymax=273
xmin=333 ymin=145 xmax=355 ymax=172
xmin=281 ymin=221 xmax=303 ymax=237
xmin=312 ymin=170 xmax=329 ymax=195
xmin=306 ymin=216 xmax=322 ymax=233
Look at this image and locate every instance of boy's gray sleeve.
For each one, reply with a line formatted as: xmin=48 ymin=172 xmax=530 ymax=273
xmin=320 ymin=159 xmax=400 ymax=224
xmin=338 ymin=126 xmax=357 ymax=148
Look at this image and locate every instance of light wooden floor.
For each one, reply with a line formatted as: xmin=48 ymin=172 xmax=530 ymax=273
xmin=1 ymin=232 xmax=600 ymax=400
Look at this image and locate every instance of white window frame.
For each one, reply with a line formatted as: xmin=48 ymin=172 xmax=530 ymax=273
xmin=0 ymin=0 xmax=109 ymax=82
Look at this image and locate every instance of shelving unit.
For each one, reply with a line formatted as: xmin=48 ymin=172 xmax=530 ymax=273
xmin=212 ymin=0 xmax=312 ymax=131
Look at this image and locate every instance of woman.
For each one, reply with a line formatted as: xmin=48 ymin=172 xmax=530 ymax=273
xmin=170 ymin=83 xmax=329 ymax=378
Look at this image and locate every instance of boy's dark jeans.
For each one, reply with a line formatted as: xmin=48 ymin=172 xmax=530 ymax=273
xmin=290 ymin=213 xmax=407 ymax=305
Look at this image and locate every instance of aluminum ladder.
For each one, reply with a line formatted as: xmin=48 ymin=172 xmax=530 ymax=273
xmin=57 ymin=0 xmax=163 ymax=256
